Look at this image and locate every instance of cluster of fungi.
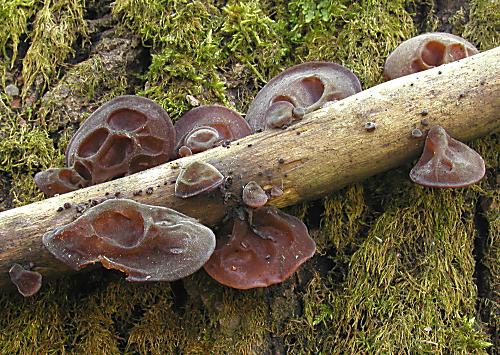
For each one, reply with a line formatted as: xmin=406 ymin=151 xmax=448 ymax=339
xmin=11 ymin=32 xmax=485 ymax=297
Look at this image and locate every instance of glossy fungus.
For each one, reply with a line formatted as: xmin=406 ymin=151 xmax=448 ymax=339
xmin=175 ymin=161 xmax=224 ymax=198
xmin=34 ymin=167 xmax=88 ymax=197
xmin=242 ymin=181 xmax=268 ymax=208
xmin=204 ymin=206 xmax=316 ymax=289
xmin=409 ymin=126 xmax=485 ymax=188
xmin=42 ymin=199 xmax=216 ymax=282
xmin=246 ymin=62 xmax=362 ymax=131
xmin=65 ymin=95 xmax=175 ymax=185
xmin=384 ymin=32 xmax=479 ymax=80
xmin=9 ymin=263 xmax=42 ymax=297
xmin=174 ymin=105 xmax=252 ymax=157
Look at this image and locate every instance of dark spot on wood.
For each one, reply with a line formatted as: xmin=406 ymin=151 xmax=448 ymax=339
xmin=278 ymin=158 xmax=285 ymax=164
xmin=247 ymin=144 xmax=253 ymax=147
xmin=421 ymin=118 xmax=429 ymax=126
xmin=57 ymin=207 xmax=64 ymax=212
xmin=146 ymin=187 xmax=154 ymax=194
xmin=420 ymin=108 xmax=429 ymax=116
xmin=63 ymin=202 xmax=71 ymax=209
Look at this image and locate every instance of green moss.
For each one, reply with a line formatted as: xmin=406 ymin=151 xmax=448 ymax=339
xmin=0 ymin=0 xmax=39 ymax=67
xmin=279 ymin=0 xmax=415 ymax=86
xmin=21 ymin=0 xmax=88 ymax=96
xmin=463 ymin=0 xmax=500 ymax=50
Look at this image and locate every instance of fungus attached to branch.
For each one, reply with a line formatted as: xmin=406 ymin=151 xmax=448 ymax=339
xmin=34 ymin=167 xmax=88 ymax=197
xmin=204 ymin=206 xmax=316 ymax=289
xmin=384 ymin=32 xmax=478 ymax=80
xmin=246 ymin=62 xmax=361 ymax=131
xmin=409 ymin=125 xmax=485 ymax=188
xmin=242 ymin=181 xmax=268 ymax=208
xmin=9 ymin=264 xmax=42 ymax=297
xmin=36 ymin=96 xmax=176 ymax=196
xmin=42 ymin=199 xmax=215 ymax=282
xmin=174 ymin=160 xmax=224 ymax=198
xmin=66 ymin=95 xmax=176 ymax=184
xmin=174 ymin=105 xmax=252 ymax=157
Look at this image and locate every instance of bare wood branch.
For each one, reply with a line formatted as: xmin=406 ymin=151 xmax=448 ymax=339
xmin=0 ymin=47 xmax=498 ymax=288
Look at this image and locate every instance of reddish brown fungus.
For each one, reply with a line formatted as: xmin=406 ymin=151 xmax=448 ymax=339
xmin=174 ymin=105 xmax=252 ymax=157
xmin=34 ymin=167 xmax=88 ymax=197
xmin=410 ymin=125 xmax=485 ymax=188
xmin=175 ymin=161 xmax=224 ymax=198
xmin=65 ymin=95 xmax=175 ymax=185
xmin=204 ymin=206 xmax=316 ymax=289
xmin=246 ymin=62 xmax=361 ymax=131
xmin=42 ymin=199 xmax=216 ymax=282
xmin=9 ymin=263 xmax=42 ymax=297
xmin=242 ymin=181 xmax=268 ymax=208
xmin=384 ymin=33 xmax=479 ymax=80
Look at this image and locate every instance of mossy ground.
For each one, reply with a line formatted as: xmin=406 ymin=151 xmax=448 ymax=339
xmin=0 ymin=0 xmax=498 ymax=353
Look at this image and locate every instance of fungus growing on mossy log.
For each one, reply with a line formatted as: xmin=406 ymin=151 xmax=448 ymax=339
xmin=204 ymin=206 xmax=316 ymax=289
xmin=384 ymin=32 xmax=479 ymax=80
xmin=42 ymin=199 xmax=215 ymax=282
xmin=246 ymin=61 xmax=361 ymax=131
xmin=410 ymin=126 xmax=485 ymax=188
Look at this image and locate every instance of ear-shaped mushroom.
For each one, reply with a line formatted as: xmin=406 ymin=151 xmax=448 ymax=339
xmin=175 ymin=161 xmax=224 ymax=198
xmin=174 ymin=105 xmax=252 ymax=157
xmin=203 ymin=206 xmax=316 ymax=289
xmin=246 ymin=62 xmax=362 ymax=131
xmin=42 ymin=199 xmax=216 ymax=282
xmin=242 ymin=181 xmax=268 ymax=208
xmin=410 ymin=126 xmax=485 ymax=188
xmin=384 ymin=33 xmax=479 ymax=80
xmin=65 ymin=95 xmax=175 ymax=185
xmin=34 ymin=167 xmax=89 ymax=197
xmin=9 ymin=264 xmax=42 ymax=297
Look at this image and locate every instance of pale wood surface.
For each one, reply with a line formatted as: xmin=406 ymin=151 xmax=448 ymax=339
xmin=0 ymin=47 xmax=498 ymax=288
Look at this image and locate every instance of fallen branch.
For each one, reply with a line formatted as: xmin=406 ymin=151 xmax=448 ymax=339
xmin=0 ymin=47 xmax=498 ymax=288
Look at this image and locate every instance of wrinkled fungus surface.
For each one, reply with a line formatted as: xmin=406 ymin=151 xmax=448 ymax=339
xmin=384 ymin=32 xmax=479 ymax=80
xmin=9 ymin=263 xmax=42 ymax=297
xmin=204 ymin=206 xmax=316 ymax=289
xmin=34 ymin=167 xmax=88 ymax=197
xmin=174 ymin=105 xmax=252 ymax=157
xmin=242 ymin=181 xmax=268 ymax=208
xmin=42 ymin=199 xmax=216 ymax=282
xmin=246 ymin=62 xmax=361 ymax=131
xmin=410 ymin=126 xmax=485 ymax=188
xmin=175 ymin=161 xmax=224 ymax=198
xmin=65 ymin=95 xmax=175 ymax=185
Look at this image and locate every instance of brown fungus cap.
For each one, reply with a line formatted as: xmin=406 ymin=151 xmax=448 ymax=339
xmin=246 ymin=62 xmax=361 ymax=131
xmin=9 ymin=263 xmax=42 ymax=297
xmin=65 ymin=95 xmax=175 ymax=185
xmin=242 ymin=181 xmax=268 ymax=208
xmin=42 ymin=199 xmax=216 ymax=282
xmin=34 ymin=167 xmax=89 ymax=197
xmin=174 ymin=105 xmax=252 ymax=157
xmin=410 ymin=126 xmax=485 ymax=188
xmin=204 ymin=206 xmax=316 ymax=289
xmin=384 ymin=32 xmax=478 ymax=80
xmin=175 ymin=161 xmax=224 ymax=198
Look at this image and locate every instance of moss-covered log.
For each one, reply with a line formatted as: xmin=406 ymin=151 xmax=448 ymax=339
xmin=0 ymin=47 xmax=498 ymax=287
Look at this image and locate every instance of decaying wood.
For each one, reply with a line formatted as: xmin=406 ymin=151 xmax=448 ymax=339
xmin=0 ymin=47 xmax=498 ymax=288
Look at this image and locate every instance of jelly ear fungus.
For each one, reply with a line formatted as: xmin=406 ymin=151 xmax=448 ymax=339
xmin=384 ymin=32 xmax=478 ymax=80
xmin=204 ymin=206 xmax=316 ymax=289
xmin=35 ymin=96 xmax=176 ymax=197
xmin=174 ymin=161 xmax=224 ymax=198
xmin=66 ymin=95 xmax=176 ymax=184
xmin=42 ymin=199 xmax=216 ymax=282
xmin=410 ymin=126 xmax=485 ymax=188
xmin=246 ymin=62 xmax=361 ymax=131
xmin=174 ymin=105 xmax=252 ymax=157
xmin=9 ymin=264 xmax=42 ymax=297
